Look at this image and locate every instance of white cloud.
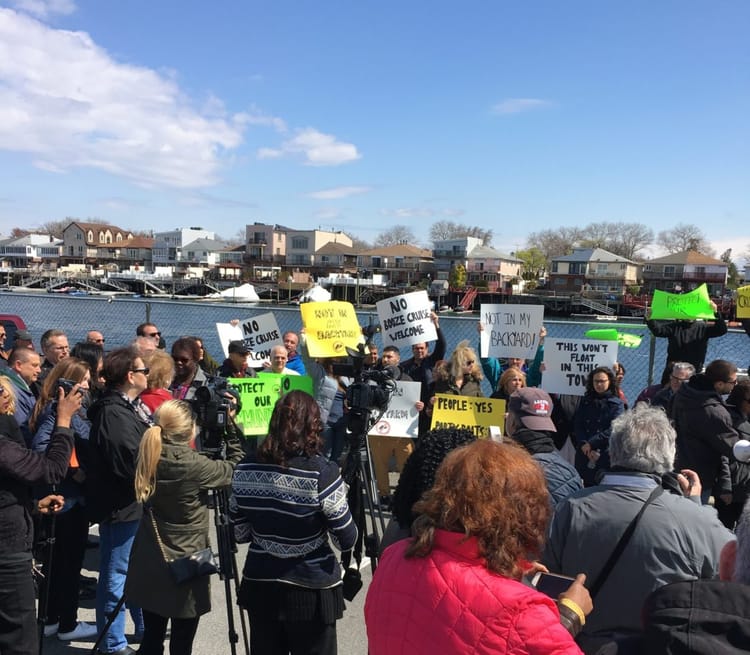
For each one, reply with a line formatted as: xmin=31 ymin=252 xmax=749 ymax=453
xmin=8 ymin=0 xmax=75 ymax=18
xmin=307 ymin=185 xmax=371 ymax=200
xmin=492 ymin=98 xmax=551 ymax=115
xmin=258 ymin=128 xmax=361 ymax=166
xmin=244 ymin=105 xmax=287 ymax=133
xmin=380 ymin=207 xmax=465 ymax=218
xmin=0 ymin=8 xmax=246 ymax=188
xmin=314 ymin=208 xmax=342 ymax=220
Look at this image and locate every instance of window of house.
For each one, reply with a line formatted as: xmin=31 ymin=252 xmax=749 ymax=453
xmin=597 ymin=263 xmax=608 ymax=275
xmin=552 ymin=262 xmax=559 ymax=273
xmin=663 ymin=265 xmax=675 ymax=277
xmin=372 ymin=257 xmax=382 ymax=267
xmin=554 ymin=277 xmax=565 ymax=285
xmin=292 ymin=237 xmax=308 ymax=249
xmin=88 ymin=230 xmax=94 ymax=241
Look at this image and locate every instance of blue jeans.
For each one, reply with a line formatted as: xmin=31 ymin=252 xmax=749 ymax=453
xmin=96 ymin=520 xmax=142 ymax=653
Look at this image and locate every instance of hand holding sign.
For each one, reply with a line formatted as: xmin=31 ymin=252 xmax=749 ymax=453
xmin=649 ymin=284 xmax=716 ymax=321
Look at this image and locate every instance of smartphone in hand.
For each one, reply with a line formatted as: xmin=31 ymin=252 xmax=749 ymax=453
xmin=530 ymin=571 xmax=576 ymax=598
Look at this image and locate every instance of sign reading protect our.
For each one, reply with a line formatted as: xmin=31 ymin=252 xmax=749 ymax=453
xmin=649 ymin=284 xmax=715 ymax=321
xmin=231 ymin=374 xmax=313 ymax=436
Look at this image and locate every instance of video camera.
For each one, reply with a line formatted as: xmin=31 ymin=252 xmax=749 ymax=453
xmin=191 ymin=376 xmax=241 ymax=455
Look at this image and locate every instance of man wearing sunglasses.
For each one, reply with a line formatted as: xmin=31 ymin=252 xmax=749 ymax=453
xmin=136 ymin=323 xmax=165 ymax=350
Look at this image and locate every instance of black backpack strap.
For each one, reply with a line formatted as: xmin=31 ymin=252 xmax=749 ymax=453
xmin=589 ymin=485 xmax=664 ymax=599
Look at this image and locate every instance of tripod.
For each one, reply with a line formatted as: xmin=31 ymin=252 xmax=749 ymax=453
xmin=342 ymin=409 xmax=388 ymax=572
xmin=36 ymin=512 xmax=56 ymax=655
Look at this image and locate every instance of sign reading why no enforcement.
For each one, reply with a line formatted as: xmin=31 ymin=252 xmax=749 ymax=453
xmin=376 ymin=290 xmax=437 ymax=349
xmin=300 ymin=301 xmax=363 ymax=358
xmin=430 ymin=393 xmax=505 ymax=438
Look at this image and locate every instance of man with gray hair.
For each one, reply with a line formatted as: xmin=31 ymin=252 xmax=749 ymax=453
xmin=650 ymin=361 xmax=695 ymax=417
xmin=544 ymin=404 xmax=733 ymax=648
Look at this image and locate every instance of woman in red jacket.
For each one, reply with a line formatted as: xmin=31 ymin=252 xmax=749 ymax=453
xmin=365 ymin=440 xmax=592 ymax=655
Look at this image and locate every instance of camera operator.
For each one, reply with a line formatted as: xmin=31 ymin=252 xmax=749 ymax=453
xmin=125 ymin=400 xmax=243 ymax=655
xmin=0 ymin=381 xmax=83 ymax=655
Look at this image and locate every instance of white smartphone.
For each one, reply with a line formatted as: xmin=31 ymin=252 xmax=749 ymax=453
xmin=530 ymin=571 xmax=576 ymax=598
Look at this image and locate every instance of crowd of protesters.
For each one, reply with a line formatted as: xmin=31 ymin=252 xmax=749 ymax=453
xmin=0 ymin=303 xmax=749 ymax=655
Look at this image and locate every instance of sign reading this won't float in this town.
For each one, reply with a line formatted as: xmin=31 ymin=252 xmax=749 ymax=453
xmin=430 ymin=393 xmax=505 ymax=438
xmin=541 ymin=338 xmax=618 ymax=396
xmin=479 ymin=304 xmax=544 ymax=360
xmin=300 ymin=301 xmax=364 ymax=358
xmin=376 ymin=290 xmax=437 ymax=349
xmin=216 ymin=312 xmax=284 ymax=367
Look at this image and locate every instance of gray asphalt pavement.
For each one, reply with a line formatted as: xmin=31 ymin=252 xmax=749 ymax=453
xmin=40 ymin=524 xmax=376 ymax=655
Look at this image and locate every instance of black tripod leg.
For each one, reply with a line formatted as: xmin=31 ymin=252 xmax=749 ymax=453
xmin=213 ymin=488 xmax=251 ymax=655
xmin=36 ymin=514 xmax=56 ymax=655
xmin=90 ymin=594 xmax=127 ymax=655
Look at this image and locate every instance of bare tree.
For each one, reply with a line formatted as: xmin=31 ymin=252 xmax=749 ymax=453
xmin=526 ymin=227 xmax=582 ymax=263
xmin=657 ymin=223 xmax=714 ymax=256
xmin=345 ymin=233 xmax=372 ymax=252
xmin=429 ymin=221 xmax=492 ymax=245
xmin=607 ymin=222 xmax=654 ymax=260
xmin=374 ymin=225 xmax=417 ymax=248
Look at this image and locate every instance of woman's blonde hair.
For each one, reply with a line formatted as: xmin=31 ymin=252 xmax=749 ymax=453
xmin=134 ymin=400 xmax=195 ymax=503
xmin=499 ymin=367 xmax=526 ymax=394
xmin=144 ymin=350 xmax=175 ymax=390
xmin=0 ymin=377 xmax=16 ymax=415
xmin=449 ymin=340 xmax=482 ymax=381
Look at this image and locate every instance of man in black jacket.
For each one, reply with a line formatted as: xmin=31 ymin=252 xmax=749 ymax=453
xmin=672 ymin=359 xmax=739 ymax=503
xmin=0 ymin=385 xmax=82 ymax=655
xmin=399 ymin=312 xmax=446 ymax=437
xmin=646 ymin=300 xmax=726 ymax=383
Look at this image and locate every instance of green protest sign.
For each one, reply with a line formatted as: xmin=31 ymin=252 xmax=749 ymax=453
xmin=649 ymin=284 xmax=715 ymax=321
xmin=584 ymin=328 xmax=643 ymax=348
xmin=229 ymin=375 xmax=314 ymax=436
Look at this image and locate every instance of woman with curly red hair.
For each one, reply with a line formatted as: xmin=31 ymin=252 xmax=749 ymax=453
xmin=365 ymin=439 xmax=592 ymax=655
xmin=231 ymin=390 xmax=357 ymax=655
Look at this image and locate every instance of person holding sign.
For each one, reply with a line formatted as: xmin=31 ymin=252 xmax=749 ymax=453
xmin=491 ymin=367 xmax=526 ymax=402
xmin=400 ymin=312 xmax=446 ymax=437
xmin=647 ymin=299 xmax=726 ymax=382
xmin=574 ymin=367 xmax=625 ymax=486
xmin=431 ymin=341 xmax=484 ymax=398
xmin=218 ymin=340 xmax=257 ymax=379
xmin=478 ymin=323 xmax=545 ymax=392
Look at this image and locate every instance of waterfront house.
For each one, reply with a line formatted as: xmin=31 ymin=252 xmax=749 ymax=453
xmin=549 ymin=247 xmax=640 ymax=294
xmin=357 ymin=243 xmax=434 ymax=286
xmin=641 ymin=250 xmax=728 ymax=296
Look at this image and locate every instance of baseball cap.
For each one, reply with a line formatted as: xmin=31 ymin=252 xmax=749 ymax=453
xmin=507 ymin=388 xmax=557 ymax=432
xmin=228 ymin=340 xmax=250 ymax=355
xmin=14 ymin=329 xmax=33 ymax=342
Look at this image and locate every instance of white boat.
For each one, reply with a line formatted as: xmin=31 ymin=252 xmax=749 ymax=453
xmin=208 ymin=283 xmax=260 ymax=303
xmin=298 ymin=285 xmax=332 ymax=303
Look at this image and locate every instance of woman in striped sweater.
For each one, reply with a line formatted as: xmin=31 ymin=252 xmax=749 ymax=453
xmin=232 ymin=390 xmax=357 ymax=655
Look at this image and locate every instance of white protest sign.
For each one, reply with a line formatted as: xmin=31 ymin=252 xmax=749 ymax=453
xmin=216 ymin=313 xmax=284 ymax=368
xmin=479 ymin=304 xmax=544 ymax=360
xmin=541 ymin=338 xmax=618 ymax=396
xmin=368 ymin=381 xmax=420 ymax=438
xmin=376 ymin=290 xmax=437 ymax=349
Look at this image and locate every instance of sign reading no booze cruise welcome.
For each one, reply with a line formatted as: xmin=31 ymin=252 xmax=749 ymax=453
xmin=376 ymin=290 xmax=437 ymax=349
xmin=216 ymin=312 xmax=284 ymax=367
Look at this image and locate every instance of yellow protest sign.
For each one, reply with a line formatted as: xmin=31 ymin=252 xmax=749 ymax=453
xmin=649 ymin=284 xmax=715 ymax=321
xmin=300 ymin=301 xmax=363 ymax=357
xmin=736 ymin=286 xmax=750 ymax=319
xmin=430 ymin=394 xmax=505 ymax=438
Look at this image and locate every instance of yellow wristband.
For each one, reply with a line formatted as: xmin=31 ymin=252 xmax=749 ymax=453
xmin=559 ymin=598 xmax=586 ymax=626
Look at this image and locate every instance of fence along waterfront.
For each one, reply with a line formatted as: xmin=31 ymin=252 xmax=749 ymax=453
xmin=1 ymin=292 xmax=749 ymax=404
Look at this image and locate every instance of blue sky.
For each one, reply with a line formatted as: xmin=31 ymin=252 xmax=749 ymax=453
xmin=0 ymin=0 xmax=747 ymax=259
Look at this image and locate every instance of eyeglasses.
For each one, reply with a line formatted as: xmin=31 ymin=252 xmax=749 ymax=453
xmin=464 ymin=360 xmax=475 ymax=366
xmin=726 ymin=378 xmax=738 ymax=386
xmin=671 ymin=375 xmax=690 ymax=383
xmin=593 ymin=378 xmax=610 ymax=384
xmin=131 ymin=367 xmax=150 ymax=375
xmin=145 ymin=332 xmax=161 ymax=338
